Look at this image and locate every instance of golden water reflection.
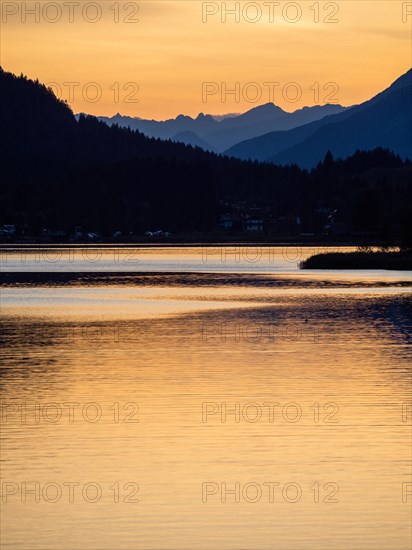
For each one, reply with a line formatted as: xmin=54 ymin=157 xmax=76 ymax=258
xmin=1 ymin=281 xmax=411 ymax=549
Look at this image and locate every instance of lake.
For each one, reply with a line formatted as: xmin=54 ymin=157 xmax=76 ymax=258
xmin=1 ymin=246 xmax=411 ymax=549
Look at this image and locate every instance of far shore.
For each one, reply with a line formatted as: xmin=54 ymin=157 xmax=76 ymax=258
xmin=0 ymin=240 xmax=398 ymax=249
xmin=300 ymin=251 xmax=412 ymax=271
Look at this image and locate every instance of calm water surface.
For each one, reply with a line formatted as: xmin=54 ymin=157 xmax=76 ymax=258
xmin=1 ymin=247 xmax=411 ymax=549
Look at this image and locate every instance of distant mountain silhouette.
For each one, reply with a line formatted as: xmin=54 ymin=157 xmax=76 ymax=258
xmin=97 ymin=102 xmax=347 ymax=152
xmin=96 ymin=112 xmax=217 ymax=145
xmin=226 ymin=69 xmax=412 ymax=167
xmin=210 ymin=113 xmax=240 ymax=122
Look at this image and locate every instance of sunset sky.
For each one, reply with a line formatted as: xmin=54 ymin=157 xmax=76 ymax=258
xmin=1 ymin=0 xmax=411 ymax=119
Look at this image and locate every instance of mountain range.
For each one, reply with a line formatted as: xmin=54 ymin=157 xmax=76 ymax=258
xmin=225 ymin=69 xmax=412 ymax=167
xmin=96 ymin=103 xmax=347 ymax=153
xmin=95 ymin=69 xmax=411 ymax=168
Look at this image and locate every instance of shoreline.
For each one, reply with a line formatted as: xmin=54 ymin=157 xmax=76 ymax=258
xmin=300 ymin=251 xmax=412 ymax=271
xmin=0 ymin=241 xmax=390 ymax=250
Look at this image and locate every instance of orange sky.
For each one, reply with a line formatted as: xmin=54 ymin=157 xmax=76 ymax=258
xmin=1 ymin=1 xmax=411 ymax=119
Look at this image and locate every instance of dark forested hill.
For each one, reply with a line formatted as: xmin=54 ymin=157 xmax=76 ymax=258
xmin=0 ymin=68 xmax=294 ymax=233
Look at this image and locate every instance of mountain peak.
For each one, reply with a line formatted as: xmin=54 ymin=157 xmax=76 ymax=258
xmin=252 ymin=102 xmax=285 ymax=113
xmin=239 ymin=102 xmax=286 ymax=122
xmin=196 ymin=112 xmax=214 ymax=121
xmin=176 ymin=114 xmax=193 ymax=121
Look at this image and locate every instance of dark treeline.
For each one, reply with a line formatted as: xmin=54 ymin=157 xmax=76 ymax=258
xmin=1 ymin=68 xmax=411 ymax=245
